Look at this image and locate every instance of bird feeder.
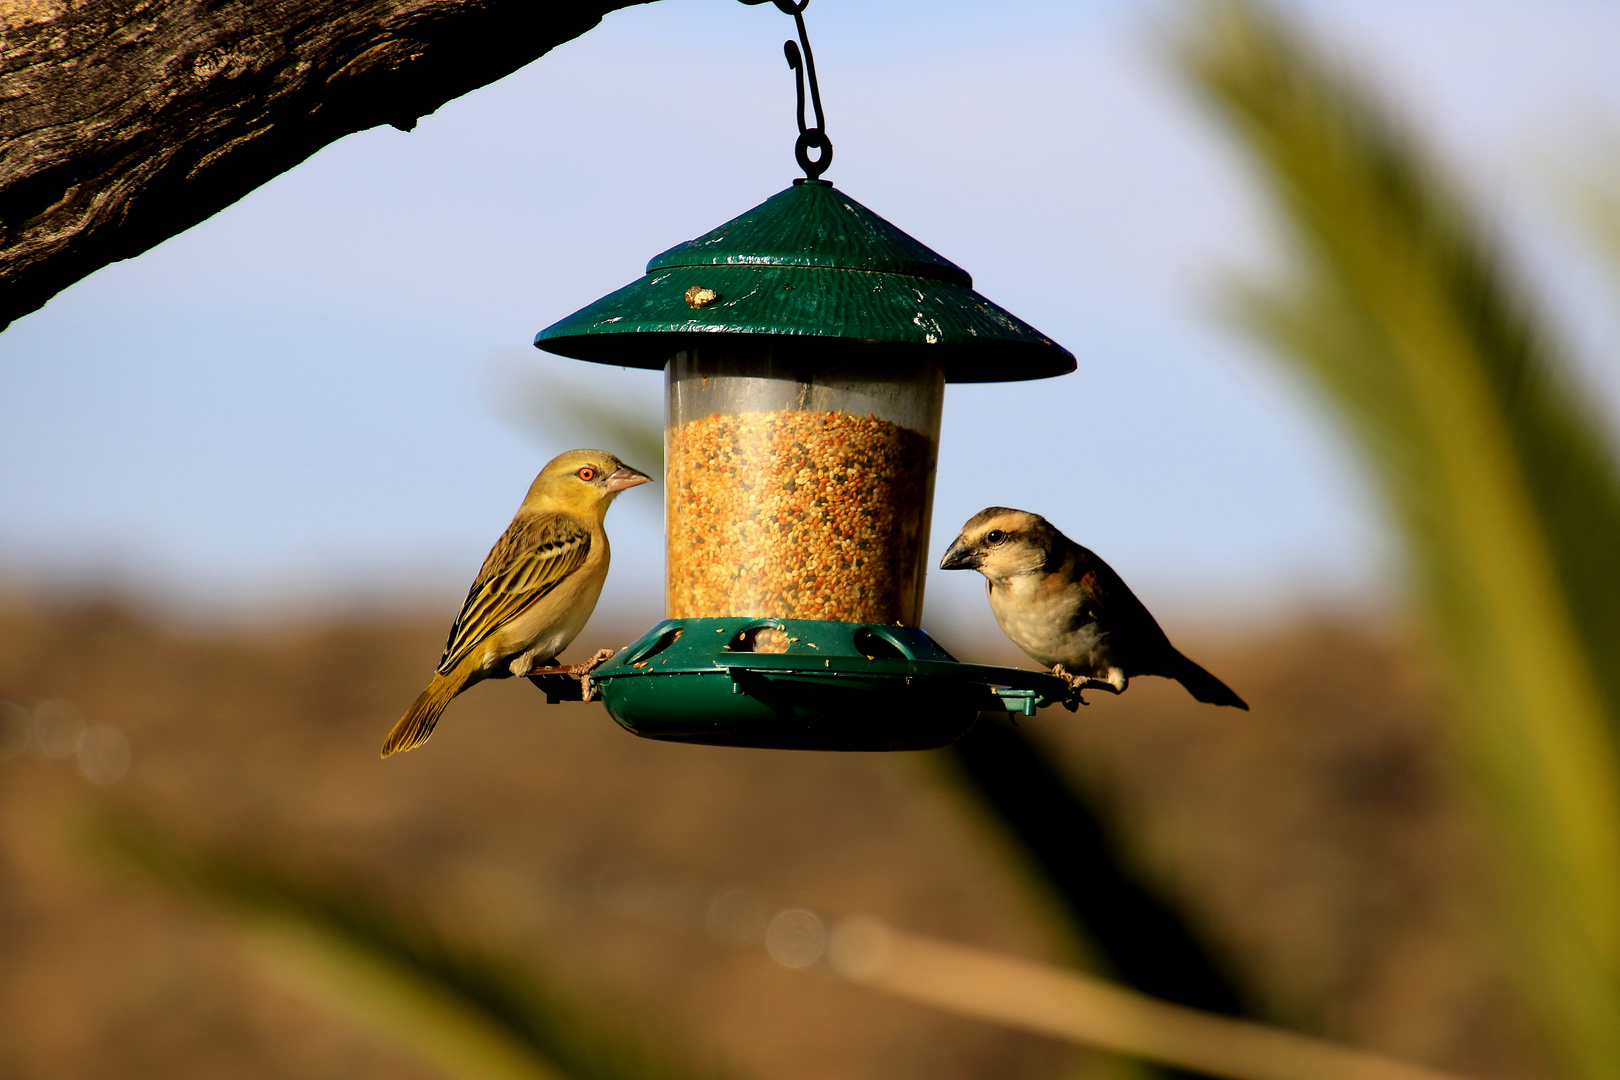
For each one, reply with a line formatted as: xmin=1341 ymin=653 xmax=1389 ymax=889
xmin=529 ymin=0 xmax=1078 ymax=749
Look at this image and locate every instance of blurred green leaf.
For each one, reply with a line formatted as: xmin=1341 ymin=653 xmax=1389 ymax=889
xmin=942 ymin=720 xmax=1236 ymax=1080
xmin=501 ymin=360 xmax=664 ymax=478
xmin=1177 ymin=2 xmax=1620 ymax=1074
xmin=93 ymin=815 xmax=729 ymax=1080
xmin=1581 ymin=176 xmax=1620 ymax=287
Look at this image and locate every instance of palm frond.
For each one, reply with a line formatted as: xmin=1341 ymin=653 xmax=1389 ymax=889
xmin=504 ymin=365 xmax=664 ymax=477
xmin=92 ymin=814 xmax=729 ymax=1080
xmin=1580 ymin=174 xmax=1620 ymax=287
xmin=1177 ymin=2 xmax=1620 ymax=1074
xmin=942 ymin=721 xmax=1237 ymax=1080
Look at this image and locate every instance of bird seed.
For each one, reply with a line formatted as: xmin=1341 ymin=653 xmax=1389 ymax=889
xmin=667 ymin=410 xmax=933 ymax=625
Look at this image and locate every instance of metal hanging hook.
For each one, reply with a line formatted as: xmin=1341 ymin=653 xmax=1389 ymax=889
xmin=739 ymin=0 xmax=832 ymax=181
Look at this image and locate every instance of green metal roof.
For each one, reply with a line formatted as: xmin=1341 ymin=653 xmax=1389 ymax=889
xmin=533 ymin=180 xmax=1075 ymax=383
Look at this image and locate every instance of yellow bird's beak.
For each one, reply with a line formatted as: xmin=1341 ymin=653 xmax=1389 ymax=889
xmin=605 ymin=463 xmax=654 ymax=492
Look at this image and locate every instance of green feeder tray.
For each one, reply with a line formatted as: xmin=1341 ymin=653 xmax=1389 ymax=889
xmin=532 ymin=619 xmax=1074 ymax=752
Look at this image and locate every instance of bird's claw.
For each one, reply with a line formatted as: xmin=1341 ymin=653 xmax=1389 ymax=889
xmin=568 ymin=648 xmax=618 ymax=703
xmin=1051 ymin=665 xmax=1113 ymax=712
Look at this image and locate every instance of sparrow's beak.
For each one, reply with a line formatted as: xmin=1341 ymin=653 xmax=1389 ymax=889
xmin=605 ymin=463 xmax=654 ymax=492
xmin=939 ymin=536 xmax=983 ymax=571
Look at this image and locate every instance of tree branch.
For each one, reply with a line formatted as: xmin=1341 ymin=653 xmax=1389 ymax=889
xmin=0 ymin=0 xmax=650 ymax=331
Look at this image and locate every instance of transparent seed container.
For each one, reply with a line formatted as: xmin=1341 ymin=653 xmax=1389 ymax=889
xmin=665 ymin=344 xmax=943 ymax=626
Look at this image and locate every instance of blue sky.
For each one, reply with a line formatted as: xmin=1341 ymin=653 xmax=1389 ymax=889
xmin=4 ymin=0 xmax=1620 ymax=638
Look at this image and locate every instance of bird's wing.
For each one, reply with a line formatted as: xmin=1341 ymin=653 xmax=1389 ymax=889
xmin=437 ymin=513 xmax=593 ymax=674
xmin=1067 ymin=541 xmax=1172 ymax=644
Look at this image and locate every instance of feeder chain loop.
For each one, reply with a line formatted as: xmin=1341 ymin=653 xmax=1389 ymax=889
xmin=739 ymin=0 xmax=832 ymax=181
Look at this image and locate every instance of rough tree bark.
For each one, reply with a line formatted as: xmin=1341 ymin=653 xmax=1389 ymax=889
xmin=0 ymin=0 xmax=649 ymax=332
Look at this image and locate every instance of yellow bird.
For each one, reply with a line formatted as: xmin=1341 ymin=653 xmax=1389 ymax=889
xmin=382 ymin=449 xmax=652 ymax=758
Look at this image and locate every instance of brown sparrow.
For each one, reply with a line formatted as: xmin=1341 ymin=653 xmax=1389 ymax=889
xmin=941 ymin=508 xmax=1247 ymax=709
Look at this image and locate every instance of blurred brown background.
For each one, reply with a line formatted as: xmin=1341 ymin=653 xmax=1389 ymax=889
xmin=0 ymin=594 xmax=1546 ymax=1079
xmin=6 ymin=0 xmax=1620 ymax=1075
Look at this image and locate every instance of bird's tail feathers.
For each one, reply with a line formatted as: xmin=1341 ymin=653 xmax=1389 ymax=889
xmin=1169 ymin=649 xmax=1248 ymax=710
xmin=382 ymin=664 xmax=474 ymax=758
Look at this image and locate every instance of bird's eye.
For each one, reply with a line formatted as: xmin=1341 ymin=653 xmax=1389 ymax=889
xmin=577 ymin=467 xmax=596 ymax=482
xmin=986 ymin=530 xmax=1007 ymax=545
